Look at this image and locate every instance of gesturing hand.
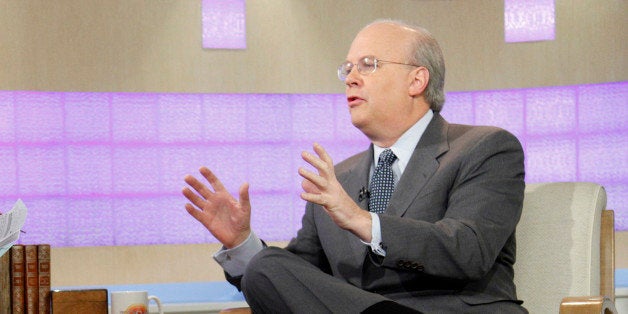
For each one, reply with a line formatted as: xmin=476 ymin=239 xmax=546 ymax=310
xmin=299 ymin=143 xmax=372 ymax=240
xmin=182 ymin=167 xmax=251 ymax=249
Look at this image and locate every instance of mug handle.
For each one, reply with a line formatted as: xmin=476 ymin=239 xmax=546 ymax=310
xmin=148 ymin=295 xmax=163 ymax=314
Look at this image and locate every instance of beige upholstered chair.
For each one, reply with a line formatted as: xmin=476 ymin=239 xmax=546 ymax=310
xmin=515 ymin=182 xmax=617 ymax=313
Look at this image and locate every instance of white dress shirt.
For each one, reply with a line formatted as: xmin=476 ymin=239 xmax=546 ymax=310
xmin=363 ymin=109 xmax=433 ymax=256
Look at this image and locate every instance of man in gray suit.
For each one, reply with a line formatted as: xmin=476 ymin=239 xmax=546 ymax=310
xmin=183 ymin=19 xmax=527 ymax=313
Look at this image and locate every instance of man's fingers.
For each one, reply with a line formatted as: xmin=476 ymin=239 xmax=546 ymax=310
xmin=184 ymin=174 xmax=214 ymax=199
xmin=299 ymin=167 xmax=326 ymax=190
xmin=238 ymin=182 xmax=251 ymax=211
xmin=313 ymin=143 xmax=333 ymax=165
xmin=301 ymin=151 xmax=327 ymax=172
xmin=184 ymin=203 xmax=200 ymax=216
xmin=185 ymin=202 xmax=216 ymax=229
xmin=300 ymin=191 xmax=326 ymax=207
xmin=302 ymin=144 xmax=336 ymax=180
xmin=182 ymin=186 xmax=209 ymax=210
xmin=301 ymin=178 xmax=321 ymax=194
xmin=199 ymin=167 xmax=227 ymax=192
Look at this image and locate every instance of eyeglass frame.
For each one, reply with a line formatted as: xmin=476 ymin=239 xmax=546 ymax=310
xmin=337 ymin=55 xmax=421 ymax=81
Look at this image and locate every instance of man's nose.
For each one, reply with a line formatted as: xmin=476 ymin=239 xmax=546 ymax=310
xmin=344 ymin=67 xmax=361 ymax=87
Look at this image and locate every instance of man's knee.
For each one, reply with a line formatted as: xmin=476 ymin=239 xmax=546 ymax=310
xmin=241 ymin=247 xmax=286 ymax=293
xmin=246 ymin=247 xmax=286 ymax=275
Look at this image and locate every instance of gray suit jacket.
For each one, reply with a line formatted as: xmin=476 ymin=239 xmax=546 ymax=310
xmin=285 ymin=113 xmax=526 ymax=312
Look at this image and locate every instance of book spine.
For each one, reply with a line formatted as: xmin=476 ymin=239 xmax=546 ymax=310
xmin=25 ymin=245 xmax=38 ymax=314
xmin=0 ymin=251 xmax=10 ymax=314
xmin=11 ymin=245 xmax=25 ymax=314
xmin=37 ymin=245 xmax=51 ymax=314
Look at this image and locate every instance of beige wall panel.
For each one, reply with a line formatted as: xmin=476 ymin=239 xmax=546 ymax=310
xmin=51 ymin=244 xmax=222 ymax=286
xmin=0 ymin=0 xmax=625 ymax=94
xmin=51 ymin=242 xmax=288 ymax=286
xmin=51 ymin=236 xmax=626 ymax=286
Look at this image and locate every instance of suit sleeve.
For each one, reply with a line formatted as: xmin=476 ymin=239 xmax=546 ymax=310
xmin=284 ymin=201 xmax=333 ymax=275
xmin=375 ymin=128 xmax=525 ymax=280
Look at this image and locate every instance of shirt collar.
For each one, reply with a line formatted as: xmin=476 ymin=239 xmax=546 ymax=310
xmin=373 ymin=109 xmax=434 ymax=174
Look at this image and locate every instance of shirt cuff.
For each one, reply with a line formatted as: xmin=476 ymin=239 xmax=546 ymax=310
xmin=361 ymin=212 xmax=387 ymax=256
xmin=213 ymin=231 xmax=264 ymax=276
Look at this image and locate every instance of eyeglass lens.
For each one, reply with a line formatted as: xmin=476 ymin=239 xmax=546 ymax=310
xmin=338 ymin=57 xmax=378 ymax=81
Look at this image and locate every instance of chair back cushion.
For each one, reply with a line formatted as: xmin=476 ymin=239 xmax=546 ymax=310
xmin=514 ymin=182 xmax=606 ymax=313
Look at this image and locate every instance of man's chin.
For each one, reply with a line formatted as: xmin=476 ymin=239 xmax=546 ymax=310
xmin=350 ymin=117 xmax=365 ymax=130
xmin=351 ymin=119 xmax=372 ymax=137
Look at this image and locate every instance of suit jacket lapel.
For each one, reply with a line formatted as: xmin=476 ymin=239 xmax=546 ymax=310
xmin=333 ymin=114 xmax=449 ymax=261
xmin=342 ymin=147 xmax=372 ymax=211
xmin=338 ymin=146 xmax=374 ymax=259
xmin=387 ymin=114 xmax=450 ymax=217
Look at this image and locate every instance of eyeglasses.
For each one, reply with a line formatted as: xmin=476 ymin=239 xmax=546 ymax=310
xmin=337 ymin=55 xmax=420 ymax=81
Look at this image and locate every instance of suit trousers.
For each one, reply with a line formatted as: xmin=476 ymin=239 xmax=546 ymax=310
xmin=241 ymin=247 xmax=420 ymax=314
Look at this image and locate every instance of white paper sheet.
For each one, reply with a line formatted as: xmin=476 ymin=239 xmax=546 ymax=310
xmin=0 ymin=199 xmax=28 ymax=257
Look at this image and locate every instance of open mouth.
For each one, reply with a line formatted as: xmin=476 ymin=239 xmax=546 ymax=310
xmin=347 ymin=96 xmax=364 ymax=106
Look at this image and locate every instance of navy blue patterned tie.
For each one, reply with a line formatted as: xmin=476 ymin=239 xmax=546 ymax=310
xmin=369 ymin=149 xmax=397 ymax=214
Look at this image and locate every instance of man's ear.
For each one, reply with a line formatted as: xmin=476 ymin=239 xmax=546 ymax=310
xmin=409 ymin=67 xmax=429 ymax=97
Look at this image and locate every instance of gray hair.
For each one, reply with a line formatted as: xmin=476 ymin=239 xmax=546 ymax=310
xmin=364 ymin=19 xmax=446 ymax=112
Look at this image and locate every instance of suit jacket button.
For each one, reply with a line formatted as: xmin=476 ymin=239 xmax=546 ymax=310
xmin=411 ymin=263 xmax=424 ymax=272
xmin=397 ymin=260 xmax=406 ymax=267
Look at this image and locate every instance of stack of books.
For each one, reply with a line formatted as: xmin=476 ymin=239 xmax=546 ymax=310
xmin=0 ymin=244 xmax=51 ymax=314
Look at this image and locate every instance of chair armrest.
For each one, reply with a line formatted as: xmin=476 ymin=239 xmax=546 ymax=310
xmin=560 ymin=296 xmax=617 ymax=313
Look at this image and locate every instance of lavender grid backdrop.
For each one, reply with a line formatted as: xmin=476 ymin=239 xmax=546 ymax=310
xmin=0 ymin=81 xmax=626 ymax=247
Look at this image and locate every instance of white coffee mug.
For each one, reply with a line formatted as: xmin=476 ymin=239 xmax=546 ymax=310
xmin=110 ymin=290 xmax=163 ymax=314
